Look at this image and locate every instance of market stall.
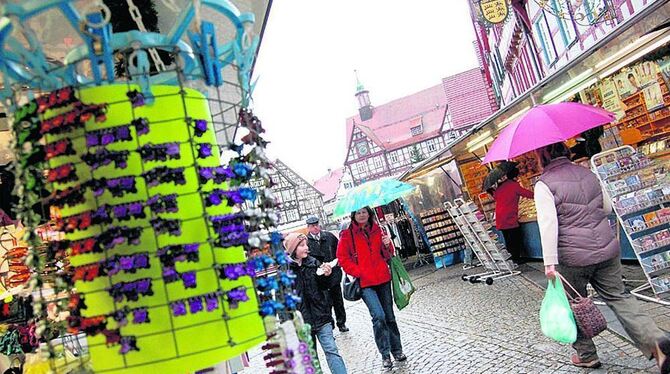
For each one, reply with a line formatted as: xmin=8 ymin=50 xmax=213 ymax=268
xmin=399 ymin=155 xmax=467 ymax=267
xmin=401 ymin=2 xmax=670 ymax=266
xmin=438 ymin=145 xmax=544 ymax=260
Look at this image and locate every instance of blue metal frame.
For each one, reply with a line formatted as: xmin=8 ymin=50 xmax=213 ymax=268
xmin=0 ymin=0 xmax=260 ymax=102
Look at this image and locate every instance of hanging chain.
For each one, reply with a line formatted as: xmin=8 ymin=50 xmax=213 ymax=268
xmin=126 ymin=0 xmax=167 ymax=72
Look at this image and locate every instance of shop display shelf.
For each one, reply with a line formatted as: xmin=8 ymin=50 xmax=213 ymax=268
xmin=422 ymin=215 xmax=450 ymax=224
xmin=593 ymin=145 xmax=670 ymax=305
xmin=420 ymin=210 xmax=449 ymax=220
xmin=423 ymin=222 xmax=455 ymax=232
xmin=637 ymin=242 xmax=670 ymax=258
xmin=628 ymin=223 xmax=669 ymax=240
xmin=609 ymin=179 xmax=657 ymax=198
xmin=619 ymin=196 xmax=670 ymax=217
xmin=425 ymin=228 xmax=459 ymax=237
xmin=650 ymin=281 xmax=670 ymax=296
xmin=648 ymin=265 xmax=670 ymax=278
xmin=650 ymin=113 xmax=670 ymax=123
xmin=626 ymin=215 xmax=670 ymax=234
xmin=623 ymin=111 xmax=650 ymax=123
xmin=603 ymin=159 xmax=652 ymax=180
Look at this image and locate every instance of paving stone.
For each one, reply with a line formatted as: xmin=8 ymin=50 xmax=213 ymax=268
xmin=243 ymin=265 xmax=662 ymax=373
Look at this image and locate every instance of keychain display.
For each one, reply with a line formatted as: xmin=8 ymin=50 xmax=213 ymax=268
xmin=0 ymin=2 xmax=286 ymax=373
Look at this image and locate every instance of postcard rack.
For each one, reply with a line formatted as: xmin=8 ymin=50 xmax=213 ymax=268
xmin=592 ymin=145 xmax=670 ymax=306
xmin=445 ymin=199 xmax=519 ymax=285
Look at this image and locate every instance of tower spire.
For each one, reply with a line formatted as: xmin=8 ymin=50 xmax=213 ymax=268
xmin=354 ymin=69 xmax=373 ymax=121
xmin=355 ymin=69 xmax=365 ymax=92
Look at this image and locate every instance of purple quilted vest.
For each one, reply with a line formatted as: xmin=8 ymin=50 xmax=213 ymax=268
xmin=539 ymin=158 xmax=619 ymax=267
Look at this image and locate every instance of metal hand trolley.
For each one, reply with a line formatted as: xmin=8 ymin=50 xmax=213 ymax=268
xmin=446 ymin=199 xmax=520 ymax=285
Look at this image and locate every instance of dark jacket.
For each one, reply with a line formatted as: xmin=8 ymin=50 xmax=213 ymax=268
xmin=337 ymin=222 xmax=394 ymax=288
xmin=539 ymin=157 xmax=619 ymax=267
xmin=307 ymin=231 xmax=342 ymax=282
xmin=290 ymin=256 xmax=337 ymax=330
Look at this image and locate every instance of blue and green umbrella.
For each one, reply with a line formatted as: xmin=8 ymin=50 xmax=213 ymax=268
xmin=333 ymin=178 xmax=416 ymax=218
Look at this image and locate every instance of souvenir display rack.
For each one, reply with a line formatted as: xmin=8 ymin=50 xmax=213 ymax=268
xmin=0 ymin=2 xmax=315 ymax=373
xmin=592 ymin=145 xmax=670 ymax=306
xmin=446 ymin=199 xmax=519 ymax=285
xmin=419 ymin=208 xmax=466 ymax=268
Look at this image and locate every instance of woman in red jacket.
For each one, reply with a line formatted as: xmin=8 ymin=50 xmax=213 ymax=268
xmin=493 ymin=167 xmax=534 ymax=262
xmin=336 ymin=206 xmax=406 ymax=369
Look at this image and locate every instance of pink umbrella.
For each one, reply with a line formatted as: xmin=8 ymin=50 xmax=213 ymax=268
xmin=483 ymin=102 xmax=616 ymax=164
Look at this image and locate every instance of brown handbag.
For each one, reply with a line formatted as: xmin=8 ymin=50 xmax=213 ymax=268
xmin=557 ymin=273 xmax=608 ymax=339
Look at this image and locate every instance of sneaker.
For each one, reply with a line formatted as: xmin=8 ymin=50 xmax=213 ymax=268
xmin=338 ymin=325 xmax=349 ymax=332
xmin=393 ymin=352 xmax=407 ymax=362
xmin=382 ymin=357 xmax=393 ymax=369
xmin=570 ymin=354 xmax=601 ymax=368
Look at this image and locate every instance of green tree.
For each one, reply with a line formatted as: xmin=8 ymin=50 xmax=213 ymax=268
xmin=410 ymin=144 xmax=425 ymax=163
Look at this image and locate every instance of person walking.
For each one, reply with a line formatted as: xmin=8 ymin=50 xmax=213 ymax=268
xmin=305 ymin=215 xmax=349 ymax=333
xmin=284 ymin=233 xmax=348 ymax=374
xmin=535 ymin=142 xmax=669 ymax=372
xmin=493 ymin=165 xmax=534 ymax=262
xmin=336 ymin=206 xmax=406 ymax=369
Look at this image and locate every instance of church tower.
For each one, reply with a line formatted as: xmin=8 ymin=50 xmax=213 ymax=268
xmin=354 ymin=70 xmax=373 ymax=121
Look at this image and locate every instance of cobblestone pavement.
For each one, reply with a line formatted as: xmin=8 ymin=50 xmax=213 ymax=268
xmin=245 ymin=264 xmax=662 ymax=373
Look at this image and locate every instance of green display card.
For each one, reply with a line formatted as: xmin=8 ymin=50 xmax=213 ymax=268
xmin=45 ymin=85 xmax=264 ymax=373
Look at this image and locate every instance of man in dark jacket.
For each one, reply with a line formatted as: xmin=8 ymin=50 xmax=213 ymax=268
xmin=306 ymin=215 xmax=349 ymax=332
xmin=285 ymin=233 xmax=348 ymax=374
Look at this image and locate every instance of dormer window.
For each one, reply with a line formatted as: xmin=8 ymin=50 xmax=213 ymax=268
xmin=409 ymin=116 xmax=423 ymax=136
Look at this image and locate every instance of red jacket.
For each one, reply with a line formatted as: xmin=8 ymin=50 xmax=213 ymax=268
xmin=336 ymin=222 xmax=393 ymax=288
xmin=493 ymin=179 xmax=534 ymax=230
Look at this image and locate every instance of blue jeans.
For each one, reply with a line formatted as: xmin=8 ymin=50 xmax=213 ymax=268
xmin=361 ymin=282 xmax=403 ymax=359
xmin=314 ymin=323 xmax=347 ymax=374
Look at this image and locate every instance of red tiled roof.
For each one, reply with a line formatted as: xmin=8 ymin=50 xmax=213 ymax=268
xmin=313 ymin=168 xmax=344 ymax=202
xmin=442 ymin=68 xmax=497 ymax=129
xmin=345 ymin=83 xmax=448 ymax=155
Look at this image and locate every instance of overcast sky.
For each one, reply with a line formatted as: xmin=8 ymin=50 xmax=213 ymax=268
xmin=252 ymin=1 xmax=479 ymax=183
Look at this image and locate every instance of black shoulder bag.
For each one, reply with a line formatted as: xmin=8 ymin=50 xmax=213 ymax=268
xmin=342 ymin=228 xmax=362 ymax=301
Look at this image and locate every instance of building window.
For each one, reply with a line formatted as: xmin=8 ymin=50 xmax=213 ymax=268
xmin=374 ymin=157 xmax=382 ymax=168
xmin=410 ymin=125 xmax=423 ymax=136
xmin=344 ymin=182 xmax=352 ymax=189
xmin=287 ymin=209 xmax=299 ymax=222
xmin=389 ymin=152 xmax=398 ymax=163
xmin=357 ymin=162 xmax=366 ymax=173
xmin=428 ymin=139 xmax=437 ymax=152
xmin=274 ymin=191 xmax=283 ymax=204
xmin=534 ymin=10 xmax=558 ymax=65
xmin=281 ymin=189 xmax=294 ymax=202
xmin=551 ymin=0 xmax=577 ymax=47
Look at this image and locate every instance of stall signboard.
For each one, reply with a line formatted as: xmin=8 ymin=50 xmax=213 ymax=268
xmin=635 ymin=61 xmax=664 ymax=111
xmin=581 ymin=83 xmax=603 ymax=107
xmin=479 ymin=0 xmax=509 ymax=25
xmin=658 ymin=56 xmax=670 ymax=89
xmin=614 ymin=68 xmax=639 ymax=99
xmin=599 ymin=78 xmax=626 ymax=120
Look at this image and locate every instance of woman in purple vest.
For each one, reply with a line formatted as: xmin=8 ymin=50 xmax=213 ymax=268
xmin=535 ymin=142 xmax=669 ymax=373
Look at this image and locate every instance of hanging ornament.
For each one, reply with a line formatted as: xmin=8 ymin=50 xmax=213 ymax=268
xmin=533 ymin=0 xmax=616 ymax=26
